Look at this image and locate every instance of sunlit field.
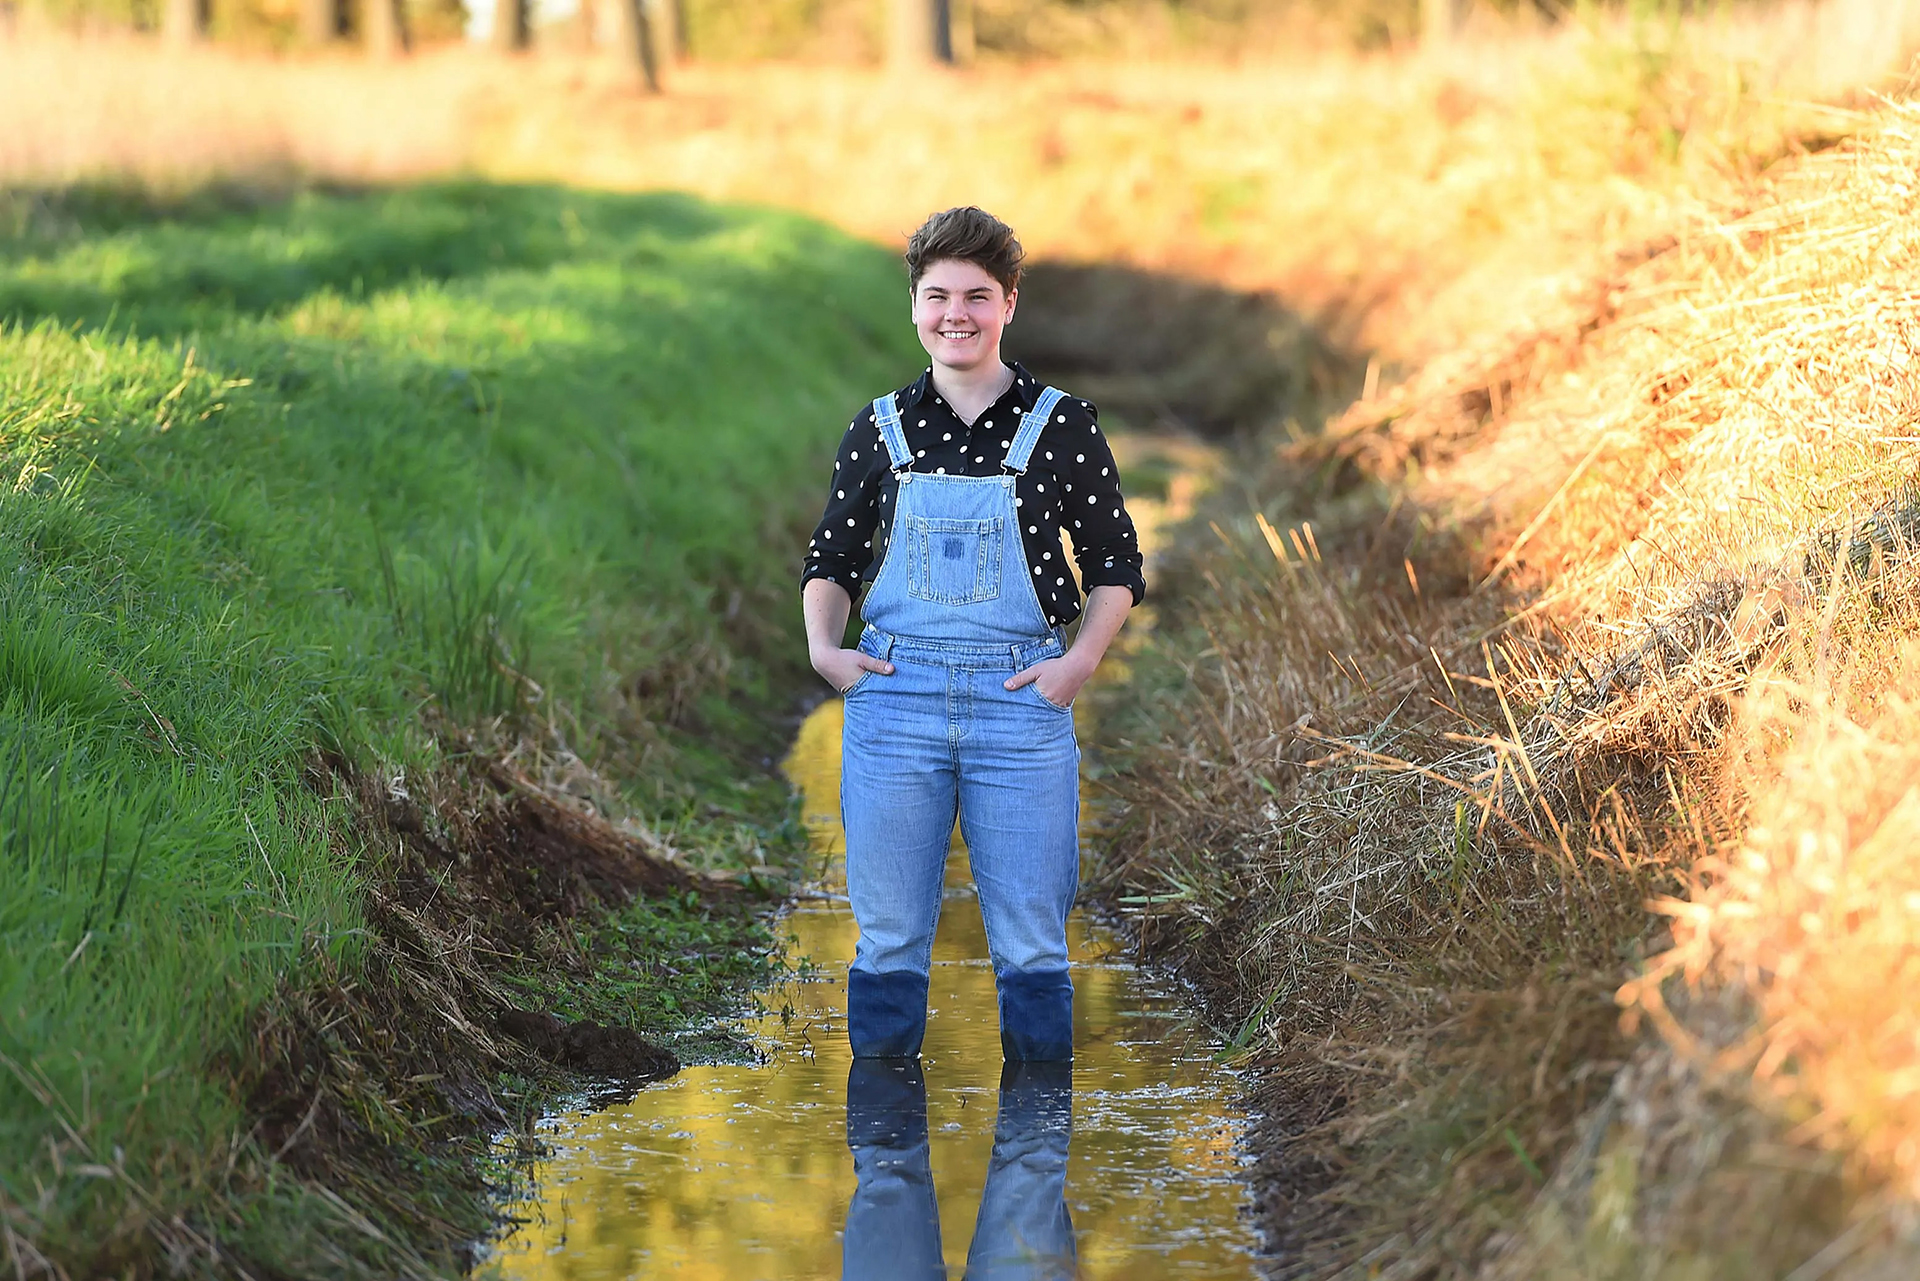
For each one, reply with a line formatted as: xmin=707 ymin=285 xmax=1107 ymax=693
xmin=6 ymin=0 xmax=1917 ymax=366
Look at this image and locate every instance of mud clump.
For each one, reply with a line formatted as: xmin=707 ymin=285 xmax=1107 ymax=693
xmin=223 ymin=741 xmax=757 ymax=1277
xmin=499 ymin=1009 xmax=680 ymax=1081
xmin=391 ymin=750 xmax=713 ymax=927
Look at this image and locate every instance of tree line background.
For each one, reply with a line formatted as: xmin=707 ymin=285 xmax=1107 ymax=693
xmin=8 ymin=0 xmax=1745 ymax=61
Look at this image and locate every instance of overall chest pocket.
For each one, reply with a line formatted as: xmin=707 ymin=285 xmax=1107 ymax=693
xmin=906 ymin=515 xmax=1003 ymax=606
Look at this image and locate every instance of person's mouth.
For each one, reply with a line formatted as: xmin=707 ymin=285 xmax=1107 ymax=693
xmin=939 ymin=329 xmax=977 ymax=341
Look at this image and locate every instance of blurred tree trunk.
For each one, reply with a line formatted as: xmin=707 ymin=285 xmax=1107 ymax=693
xmin=162 ymin=0 xmax=208 ymax=44
xmin=652 ymin=0 xmax=681 ymax=64
xmin=950 ymin=0 xmax=972 ymax=64
xmin=887 ymin=0 xmax=951 ymax=69
xmin=1421 ymin=0 xmax=1464 ymax=45
xmin=492 ymin=0 xmax=529 ymax=50
xmin=298 ymin=0 xmax=341 ymax=45
xmin=364 ymin=0 xmax=408 ymax=57
xmin=611 ymin=0 xmax=661 ymax=91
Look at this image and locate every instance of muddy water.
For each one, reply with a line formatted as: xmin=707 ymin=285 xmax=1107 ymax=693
xmin=483 ymin=437 xmax=1253 ymax=1280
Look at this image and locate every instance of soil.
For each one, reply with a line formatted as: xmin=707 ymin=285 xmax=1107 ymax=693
xmin=496 ymin=1009 xmax=680 ymax=1080
xmin=222 ymin=740 xmax=752 ymax=1276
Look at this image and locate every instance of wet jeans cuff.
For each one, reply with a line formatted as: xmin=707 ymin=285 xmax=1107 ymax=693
xmin=997 ymin=969 xmax=1075 ymax=1062
xmin=848 ymin=969 xmax=932 ymax=1059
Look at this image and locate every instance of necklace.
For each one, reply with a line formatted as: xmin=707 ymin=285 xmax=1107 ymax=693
xmin=944 ymin=363 xmax=1014 ymax=427
xmin=990 ymin=362 xmax=1016 ymax=403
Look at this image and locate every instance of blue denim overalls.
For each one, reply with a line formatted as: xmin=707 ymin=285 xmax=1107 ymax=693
xmin=840 ymin=384 xmax=1081 ymax=1061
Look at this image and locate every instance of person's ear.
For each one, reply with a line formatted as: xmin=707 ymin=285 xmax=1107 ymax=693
xmin=1004 ymin=286 xmax=1018 ymax=325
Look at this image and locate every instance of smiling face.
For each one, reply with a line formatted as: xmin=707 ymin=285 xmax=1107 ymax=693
xmin=911 ymin=258 xmax=1017 ymax=375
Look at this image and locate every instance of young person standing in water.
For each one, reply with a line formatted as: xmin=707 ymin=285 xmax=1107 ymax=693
xmin=800 ymin=207 xmax=1145 ymax=1061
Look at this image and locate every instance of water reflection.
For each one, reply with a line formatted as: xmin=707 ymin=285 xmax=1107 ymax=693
xmin=964 ymin=1063 xmax=1076 ymax=1281
xmin=845 ymin=1059 xmax=1075 ymax=1281
xmin=484 ymin=691 xmax=1257 ymax=1281
xmin=844 ymin=1059 xmax=948 ymax=1281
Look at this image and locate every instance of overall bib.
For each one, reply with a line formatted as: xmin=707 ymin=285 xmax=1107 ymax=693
xmin=840 ymin=385 xmax=1081 ymax=1061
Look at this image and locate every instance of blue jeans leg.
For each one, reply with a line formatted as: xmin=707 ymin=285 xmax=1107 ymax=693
xmin=843 ymin=1059 xmax=947 ymax=1281
xmin=842 ymin=657 xmax=955 ymax=1058
xmin=959 ymin=669 xmax=1080 ymax=1061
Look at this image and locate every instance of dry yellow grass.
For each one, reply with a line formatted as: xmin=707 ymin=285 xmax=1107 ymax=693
xmin=1132 ymin=92 xmax=1920 ymax=1281
xmin=1470 ymin=99 xmax=1920 ymax=1276
xmin=1415 ymin=112 xmax=1920 ymax=611
xmin=1484 ymin=100 xmax=1920 ymax=1222
xmin=1375 ymin=87 xmax=1920 ymax=1165
xmin=0 ymin=35 xmax=488 ymax=182
xmin=1698 ymin=648 xmax=1920 ymax=1192
xmin=1076 ymin=16 xmax=1920 ymax=1278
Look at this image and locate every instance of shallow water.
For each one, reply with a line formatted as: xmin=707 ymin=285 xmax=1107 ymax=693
xmin=484 ymin=443 xmax=1254 ymax=1279
xmin=483 ymin=698 xmax=1259 ymax=1281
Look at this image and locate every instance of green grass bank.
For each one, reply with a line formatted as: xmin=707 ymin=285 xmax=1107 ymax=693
xmin=0 ymin=181 xmax=916 ymax=1276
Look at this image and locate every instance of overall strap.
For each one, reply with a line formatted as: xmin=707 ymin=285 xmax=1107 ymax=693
xmin=871 ymin=393 xmax=913 ymax=473
xmin=1004 ymin=386 xmax=1067 ymax=475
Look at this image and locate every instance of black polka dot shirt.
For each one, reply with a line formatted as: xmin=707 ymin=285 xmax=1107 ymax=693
xmin=801 ymin=363 xmax=1147 ymax=628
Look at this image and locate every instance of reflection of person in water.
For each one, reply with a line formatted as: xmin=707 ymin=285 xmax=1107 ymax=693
xmin=842 ymin=1059 xmax=1076 ymax=1281
xmin=800 ymin=206 xmax=1145 ymax=1060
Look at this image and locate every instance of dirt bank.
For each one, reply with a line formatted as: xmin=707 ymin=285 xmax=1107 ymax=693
xmin=212 ymin=738 xmax=782 ymax=1280
xmin=174 ymin=737 xmax=787 ymax=1275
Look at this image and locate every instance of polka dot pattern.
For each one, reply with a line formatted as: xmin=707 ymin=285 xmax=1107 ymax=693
xmin=799 ymin=362 xmax=1146 ymax=626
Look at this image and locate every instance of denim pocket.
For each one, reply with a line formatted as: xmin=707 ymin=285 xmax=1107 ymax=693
xmin=1022 ymin=680 xmax=1073 ymax=713
xmin=843 ymin=633 xmax=887 ymax=697
xmin=906 ymin=515 xmax=1003 ymax=606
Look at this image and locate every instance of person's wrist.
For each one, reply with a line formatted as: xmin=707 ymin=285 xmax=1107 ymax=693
xmin=1060 ymin=648 xmax=1099 ymax=679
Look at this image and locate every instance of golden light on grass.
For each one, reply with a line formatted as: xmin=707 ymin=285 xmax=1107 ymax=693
xmin=0 ymin=35 xmax=490 ymax=183
xmin=1082 ymin=20 xmax=1920 ymax=1276
xmin=1477 ymin=96 xmax=1920 ymax=1223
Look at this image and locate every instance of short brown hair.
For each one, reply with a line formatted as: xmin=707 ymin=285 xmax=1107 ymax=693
xmin=905 ymin=207 xmax=1025 ymax=294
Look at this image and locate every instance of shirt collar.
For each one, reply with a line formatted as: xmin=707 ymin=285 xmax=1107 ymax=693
xmin=899 ymin=362 xmax=1042 ymax=414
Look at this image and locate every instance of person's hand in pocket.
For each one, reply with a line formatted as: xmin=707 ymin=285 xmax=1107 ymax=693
xmin=1004 ymin=654 xmax=1092 ymax=707
xmin=812 ymin=646 xmax=894 ymax=694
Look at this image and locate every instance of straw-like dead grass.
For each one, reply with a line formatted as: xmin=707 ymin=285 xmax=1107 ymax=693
xmin=1438 ymin=112 xmax=1920 ymax=1235
xmin=1096 ymin=81 xmax=1920 ymax=1281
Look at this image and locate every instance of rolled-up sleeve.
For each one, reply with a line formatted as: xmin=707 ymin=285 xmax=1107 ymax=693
xmin=801 ymin=407 xmax=886 ymax=599
xmin=1058 ymin=401 xmax=1146 ymax=606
